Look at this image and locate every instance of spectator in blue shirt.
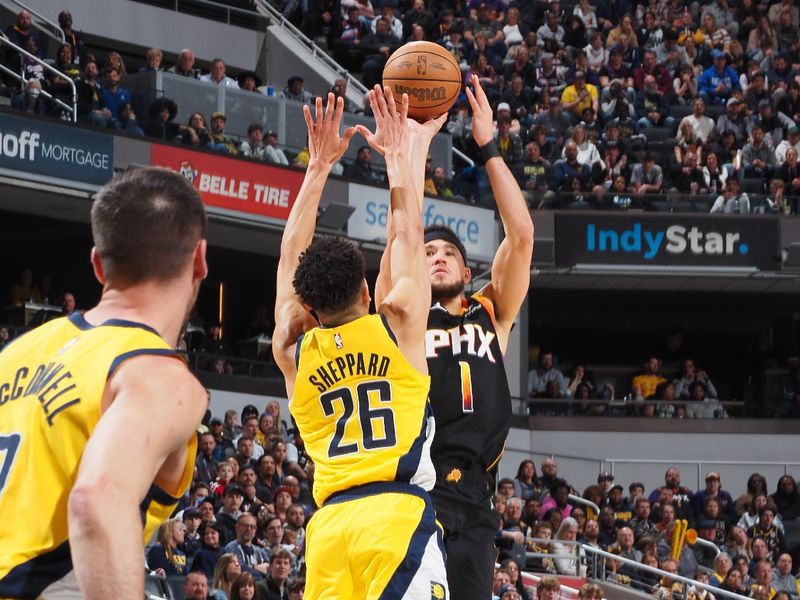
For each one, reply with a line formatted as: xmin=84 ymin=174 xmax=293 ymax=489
xmin=101 ymin=66 xmax=131 ymax=121
xmin=698 ymin=50 xmax=740 ymax=105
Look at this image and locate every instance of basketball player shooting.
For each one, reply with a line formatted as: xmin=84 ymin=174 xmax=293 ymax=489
xmin=272 ymin=88 xmax=449 ymax=599
xmin=375 ymin=74 xmax=535 ymax=600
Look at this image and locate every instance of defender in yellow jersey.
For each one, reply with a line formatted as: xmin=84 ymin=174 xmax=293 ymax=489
xmin=273 ymin=90 xmax=448 ymax=599
xmin=0 ymin=168 xmax=209 ymax=600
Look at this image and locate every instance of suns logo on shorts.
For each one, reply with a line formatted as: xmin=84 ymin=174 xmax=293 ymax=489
xmin=334 ymin=332 xmax=343 ymax=350
xmin=431 ymin=582 xmax=446 ymax=599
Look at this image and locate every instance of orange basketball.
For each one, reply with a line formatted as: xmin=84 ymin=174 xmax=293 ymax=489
xmin=382 ymin=41 xmax=462 ymax=122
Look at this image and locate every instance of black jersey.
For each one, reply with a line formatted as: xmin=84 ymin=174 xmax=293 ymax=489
xmin=426 ymin=292 xmax=511 ymax=475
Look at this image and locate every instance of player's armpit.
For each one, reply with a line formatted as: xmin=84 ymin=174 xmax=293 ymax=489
xmin=69 ymin=356 xmax=207 ymax=600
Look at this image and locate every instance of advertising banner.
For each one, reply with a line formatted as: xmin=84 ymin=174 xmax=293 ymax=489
xmin=0 ymin=112 xmax=113 ymax=188
xmin=555 ymin=213 xmax=781 ymax=270
xmin=347 ymin=183 xmax=497 ymax=262
xmin=150 ymin=144 xmax=304 ymax=222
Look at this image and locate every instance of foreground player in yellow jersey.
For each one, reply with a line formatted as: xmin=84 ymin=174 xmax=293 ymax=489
xmin=272 ymin=89 xmax=448 ymax=599
xmin=0 ymin=168 xmax=209 ymax=599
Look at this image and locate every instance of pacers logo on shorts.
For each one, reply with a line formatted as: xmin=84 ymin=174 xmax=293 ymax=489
xmin=431 ymin=582 xmax=446 ymax=599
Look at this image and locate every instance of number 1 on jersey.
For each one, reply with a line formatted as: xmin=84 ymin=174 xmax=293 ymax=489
xmin=459 ymin=361 xmax=474 ymax=413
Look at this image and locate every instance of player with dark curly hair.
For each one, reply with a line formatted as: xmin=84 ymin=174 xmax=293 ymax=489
xmin=272 ymin=88 xmax=449 ymax=599
xmin=292 ymin=236 xmax=365 ymax=314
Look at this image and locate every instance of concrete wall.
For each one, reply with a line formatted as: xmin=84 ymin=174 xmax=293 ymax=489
xmin=20 ymin=0 xmax=266 ymax=70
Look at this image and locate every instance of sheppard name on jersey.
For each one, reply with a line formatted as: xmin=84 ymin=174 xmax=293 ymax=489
xmin=425 ymin=324 xmax=496 ymax=363
xmin=309 ymin=352 xmax=391 ymax=393
xmin=0 ymin=362 xmax=81 ymax=425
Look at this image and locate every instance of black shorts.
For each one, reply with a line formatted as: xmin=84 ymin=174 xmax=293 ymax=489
xmin=430 ymin=473 xmax=499 ymax=600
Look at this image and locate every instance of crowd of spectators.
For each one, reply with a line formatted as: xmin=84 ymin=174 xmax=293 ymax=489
xmin=527 ymin=351 xmax=733 ymax=417
xmin=493 ymin=457 xmax=800 ymax=600
xmin=2 ymin=0 xmax=800 ymax=209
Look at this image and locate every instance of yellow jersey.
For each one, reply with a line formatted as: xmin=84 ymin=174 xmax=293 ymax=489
xmin=291 ymin=313 xmax=435 ymax=506
xmin=0 ymin=313 xmax=196 ymax=598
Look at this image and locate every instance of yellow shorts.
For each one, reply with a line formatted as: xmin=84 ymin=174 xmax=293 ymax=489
xmin=305 ymin=482 xmax=449 ymax=600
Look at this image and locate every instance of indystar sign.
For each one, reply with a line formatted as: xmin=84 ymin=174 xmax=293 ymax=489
xmin=556 ymin=213 xmax=780 ymax=270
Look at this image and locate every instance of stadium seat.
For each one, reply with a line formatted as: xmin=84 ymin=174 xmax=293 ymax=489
xmin=164 ymin=575 xmax=186 ymax=600
xmin=670 ymin=105 xmax=693 ymax=120
xmin=642 ymin=127 xmax=673 ymax=143
xmin=742 ymin=179 xmax=765 ymax=195
xmin=145 ymin=574 xmax=167 ymax=600
xmin=706 ymin=105 xmax=725 ymax=120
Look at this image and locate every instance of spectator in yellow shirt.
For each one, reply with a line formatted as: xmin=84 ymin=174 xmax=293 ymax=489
xmin=561 ymin=71 xmax=599 ymax=122
xmin=631 ymin=356 xmax=667 ymax=398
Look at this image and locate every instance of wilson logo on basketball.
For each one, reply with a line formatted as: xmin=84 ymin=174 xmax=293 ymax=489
xmin=416 ymin=55 xmax=427 ymax=75
xmin=393 ymin=84 xmax=447 ymax=101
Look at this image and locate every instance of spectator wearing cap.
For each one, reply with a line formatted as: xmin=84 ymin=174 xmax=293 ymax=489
xmin=717 ymin=98 xmax=748 ymax=146
xmin=216 ymin=484 xmax=244 ymax=542
xmin=515 ymin=141 xmax=555 ymax=207
xmin=344 ymin=145 xmax=383 ymax=184
xmin=743 ymin=71 xmax=770 ymax=113
xmin=699 ymin=50 xmax=740 ymax=105
xmin=560 ymin=71 xmax=599 ymax=122
xmin=200 ymin=58 xmax=238 ymax=88
xmin=208 ymin=112 xmax=239 ymax=155
xmin=223 ymin=513 xmax=270 ymax=577
xmin=775 ymin=126 xmax=800 ymax=166
xmin=600 ymin=78 xmax=635 ymax=122
xmin=281 ymin=75 xmax=314 ymax=105
xmin=742 ymin=123 xmax=776 ymax=181
xmin=181 ymin=508 xmax=204 ymax=558
xmin=750 ymin=100 xmax=785 ymax=148
xmin=693 ymin=473 xmax=737 ymax=525
xmin=239 ymin=124 xmax=269 ymax=161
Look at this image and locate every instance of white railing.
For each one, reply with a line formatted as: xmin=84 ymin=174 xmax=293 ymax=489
xmin=0 ymin=36 xmax=76 ymax=120
xmin=519 ymin=538 xmax=750 ymax=600
xmin=252 ymin=0 xmax=368 ymax=99
xmin=0 ymin=0 xmax=65 ymax=44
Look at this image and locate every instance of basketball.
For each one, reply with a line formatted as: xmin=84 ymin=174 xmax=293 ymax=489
xmin=382 ymin=41 xmax=462 ymax=122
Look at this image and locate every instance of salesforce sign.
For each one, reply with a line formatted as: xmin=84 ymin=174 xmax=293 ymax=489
xmin=347 ymin=182 xmax=497 ymax=262
xmin=0 ymin=113 xmax=113 ymax=189
xmin=555 ymin=213 xmax=780 ymax=270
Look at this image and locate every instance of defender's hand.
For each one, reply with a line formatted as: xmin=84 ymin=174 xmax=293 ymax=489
xmin=304 ymin=93 xmax=357 ymax=167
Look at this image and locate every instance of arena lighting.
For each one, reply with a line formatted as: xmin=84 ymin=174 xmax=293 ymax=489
xmin=571 ymin=264 xmax=759 ymax=277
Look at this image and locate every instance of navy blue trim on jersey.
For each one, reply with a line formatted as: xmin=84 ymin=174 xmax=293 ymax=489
xmin=0 ymin=540 xmax=71 ymax=598
xmin=107 ymin=348 xmax=181 ymax=378
xmin=294 ymin=333 xmax=305 ymax=369
xmin=394 ymin=403 xmax=431 ymax=483
xmin=139 ymin=483 xmax=182 ymax=525
xmin=68 ymin=312 xmax=160 ymax=336
xmin=378 ymin=491 xmax=438 ymax=600
xmin=323 ymin=481 xmax=428 ymax=506
xmin=378 ymin=313 xmax=398 ymax=346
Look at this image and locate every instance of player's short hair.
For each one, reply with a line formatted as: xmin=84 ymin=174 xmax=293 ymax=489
xmin=293 ymin=236 xmax=365 ymax=314
xmin=91 ymin=167 xmax=206 ymax=284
